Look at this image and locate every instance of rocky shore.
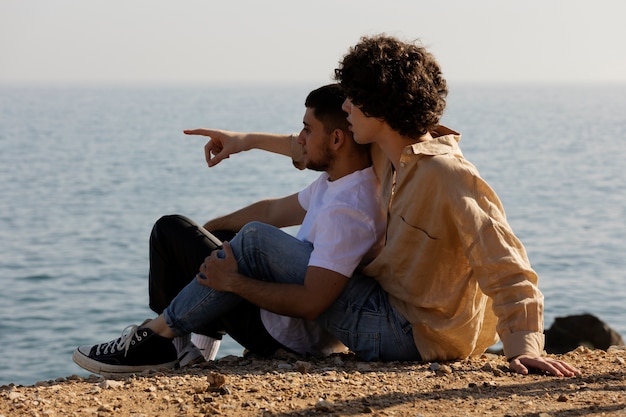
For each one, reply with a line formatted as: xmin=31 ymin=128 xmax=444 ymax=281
xmin=1 ymin=346 xmax=625 ymax=417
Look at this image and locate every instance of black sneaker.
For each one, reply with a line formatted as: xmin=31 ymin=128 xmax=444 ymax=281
xmin=72 ymin=323 xmax=178 ymax=375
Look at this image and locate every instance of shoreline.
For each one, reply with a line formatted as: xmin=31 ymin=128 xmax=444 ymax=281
xmin=2 ymin=346 xmax=625 ymax=416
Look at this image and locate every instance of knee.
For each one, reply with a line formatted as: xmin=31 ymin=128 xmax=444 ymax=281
xmin=239 ymin=221 xmax=268 ymax=235
xmin=229 ymin=221 xmax=275 ymax=257
xmin=238 ymin=221 xmax=277 ymax=245
xmin=151 ymin=215 xmax=189 ymax=252
xmin=151 ymin=214 xmax=190 ymax=239
xmin=155 ymin=214 xmax=189 ymax=229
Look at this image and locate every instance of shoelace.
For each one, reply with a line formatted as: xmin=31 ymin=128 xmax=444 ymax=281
xmin=95 ymin=324 xmax=148 ymax=357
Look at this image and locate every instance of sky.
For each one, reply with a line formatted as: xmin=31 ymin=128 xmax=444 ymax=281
xmin=1 ymin=0 xmax=625 ymax=86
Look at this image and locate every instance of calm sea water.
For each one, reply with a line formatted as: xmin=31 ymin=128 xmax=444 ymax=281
xmin=1 ymin=83 xmax=625 ymax=386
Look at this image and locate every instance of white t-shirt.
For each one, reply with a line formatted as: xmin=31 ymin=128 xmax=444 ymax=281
xmin=260 ymin=166 xmax=385 ymax=356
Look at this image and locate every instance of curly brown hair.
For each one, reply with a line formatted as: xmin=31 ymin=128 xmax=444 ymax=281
xmin=334 ymin=35 xmax=448 ymax=139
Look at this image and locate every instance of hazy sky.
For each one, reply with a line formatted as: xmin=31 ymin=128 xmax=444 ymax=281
xmin=1 ymin=0 xmax=625 ymax=85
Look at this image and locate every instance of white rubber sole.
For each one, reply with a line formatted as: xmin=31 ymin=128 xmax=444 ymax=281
xmin=72 ymin=346 xmax=178 ymax=376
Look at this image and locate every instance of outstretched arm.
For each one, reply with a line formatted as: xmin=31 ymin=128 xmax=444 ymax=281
xmin=203 ymin=193 xmax=305 ymax=232
xmin=184 ymin=128 xmax=302 ymax=168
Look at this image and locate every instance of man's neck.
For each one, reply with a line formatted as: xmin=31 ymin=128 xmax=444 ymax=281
xmin=327 ymin=156 xmax=371 ymax=182
xmin=378 ymin=130 xmax=433 ymax=170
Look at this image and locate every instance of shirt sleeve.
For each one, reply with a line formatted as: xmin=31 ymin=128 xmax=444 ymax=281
xmin=451 ymin=164 xmax=545 ymax=359
xmin=297 ymin=179 xmax=315 ymax=212
xmin=307 ymin=204 xmax=378 ymax=277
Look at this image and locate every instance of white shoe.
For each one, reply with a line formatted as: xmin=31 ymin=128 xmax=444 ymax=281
xmin=177 ymin=342 xmax=205 ymax=367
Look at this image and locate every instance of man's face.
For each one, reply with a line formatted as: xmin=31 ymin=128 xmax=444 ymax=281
xmin=297 ymin=107 xmax=334 ymax=172
xmin=342 ymin=98 xmax=382 ymax=145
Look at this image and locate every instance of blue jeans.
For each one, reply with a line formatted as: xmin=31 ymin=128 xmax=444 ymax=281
xmin=164 ymin=221 xmax=421 ymax=361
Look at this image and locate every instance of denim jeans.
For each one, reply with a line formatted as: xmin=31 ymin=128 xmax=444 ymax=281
xmin=163 ymin=221 xmax=312 ymax=334
xmin=151 ymin=215 xmax=286 ymax=355
xmin=164 ymin=221 xmax=421 ymax=362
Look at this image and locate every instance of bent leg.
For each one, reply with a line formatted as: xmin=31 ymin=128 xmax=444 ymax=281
xmin=164 ymin=221 xmax=313 ymax=336
xmin=196 ymin=301 xmax=291 ymax=357
xmin=229 ymin=221 xmax=313 ymax=284
xmin=148 ymin=214 xmax=234 ymax=313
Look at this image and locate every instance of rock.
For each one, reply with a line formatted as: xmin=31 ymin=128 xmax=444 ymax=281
xmin=481 ymin=362 xmax=493 ymax=371
xmin=206 ymin=372 xmax=226 ymax=388
xmin=607 ymin=345 xmax=626 ymax=353
xmin=8 ymin=392 xmax=23 ymax=401
xmin=216 ymin=355 xmax=240 ymax=363
xmin=430 ymin=362 xmax=452 ymax=376
xmin=544 ymin=313 xmax=625 ymax=354
xmin=294 ymin=361 xmax=312 ymax=374
xmin=99 ymin=380 xmax=124 ymax=389
xmin=315 ymin=399 xmax=334 ymax=412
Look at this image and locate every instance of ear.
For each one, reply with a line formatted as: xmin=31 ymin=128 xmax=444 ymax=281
xmin=331 ymin=129 xmax=345 ymax=149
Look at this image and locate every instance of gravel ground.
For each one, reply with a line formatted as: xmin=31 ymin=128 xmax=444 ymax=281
xmin=2 ymin=345 xmax=625 ymax=417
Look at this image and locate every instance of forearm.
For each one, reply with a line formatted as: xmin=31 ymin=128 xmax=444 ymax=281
xmin=242 ymin=132 xmax=304 ymax=169
xmin=204 ymin=194 xmax=303 ymax=232
xmin=204 ymin=201 xmax=266 ymax=232
xmin=241 ymin=132 xmax=294 ymax=156
xmin=220 ymin=272 xmax=321 ymax=320
xmin=199 ymin=246 xmax=346 ymax=320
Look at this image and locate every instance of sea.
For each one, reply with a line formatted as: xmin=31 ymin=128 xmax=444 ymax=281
xmin=1 ymin=82 xmax=625 ymax=387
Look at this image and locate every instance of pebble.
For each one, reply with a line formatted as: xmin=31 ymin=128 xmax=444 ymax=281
xmin=315 ymin=399 xmax=334 ymax=412
xmin=430 ymin=363 xmax=453 ymax=376
xmin=8 ymin=392 xmax=23 ymax=401
xmin=295 ymin=361 xmax=312 ymax=374
xmin=206 ymin=372 xmax=226 ymax=388
xmin=99 ymin=380 xmax=124 ymax=389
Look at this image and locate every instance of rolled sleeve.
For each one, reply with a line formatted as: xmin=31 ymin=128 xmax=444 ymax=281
xmin=501 ymin=330 xmax=545 ymax=360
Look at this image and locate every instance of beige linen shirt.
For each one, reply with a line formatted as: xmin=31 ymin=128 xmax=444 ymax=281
xmin=291 ymin=126 xmax=545 ymax=361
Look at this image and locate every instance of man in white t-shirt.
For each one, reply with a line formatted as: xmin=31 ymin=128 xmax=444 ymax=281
xmin=73 ymin=84 xmax=385 ymax=375
xmin=257 ymin=152 xmax=382 ymax=356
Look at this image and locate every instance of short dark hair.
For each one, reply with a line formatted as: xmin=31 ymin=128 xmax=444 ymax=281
xmin=304 ymin=84 xmax=350 ymax=135
xmin=334 ymin=34 xmax=448 ymax=139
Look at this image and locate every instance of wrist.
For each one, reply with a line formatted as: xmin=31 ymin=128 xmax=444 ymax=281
xmin=239 ymin=134 xmax=253 ymax=152
xmin=222 ymin=271 xmax=244 ymax=293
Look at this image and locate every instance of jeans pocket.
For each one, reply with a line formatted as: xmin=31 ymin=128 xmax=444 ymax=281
xmin=383 ymin=313 xmax=421 ymax=361
xmin=330 ymin=326 xmax=381 ymax=361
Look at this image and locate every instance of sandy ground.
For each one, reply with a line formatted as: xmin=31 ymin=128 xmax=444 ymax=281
xmin=1 ymin=345 xmax=625 ymax=417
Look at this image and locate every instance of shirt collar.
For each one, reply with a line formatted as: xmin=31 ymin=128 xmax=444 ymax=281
xmin=405 ymin=125 xmax=463 ymax=158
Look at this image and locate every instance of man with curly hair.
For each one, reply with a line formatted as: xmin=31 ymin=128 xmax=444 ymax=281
xmin=190 ymin=34 xmax=579 ymax=377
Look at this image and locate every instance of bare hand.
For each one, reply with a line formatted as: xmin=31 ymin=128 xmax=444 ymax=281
xmin=196 ymin=241 xmax=239 ymax=291
xmin=509 ymin=355 xmax=581 ymax=377
xmin=184 ymin=128 xmax=245 ymax=167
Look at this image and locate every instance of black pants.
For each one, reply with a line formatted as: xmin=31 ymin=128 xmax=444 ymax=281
xmin=148 ymin=214 xmax=287 ymax=356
